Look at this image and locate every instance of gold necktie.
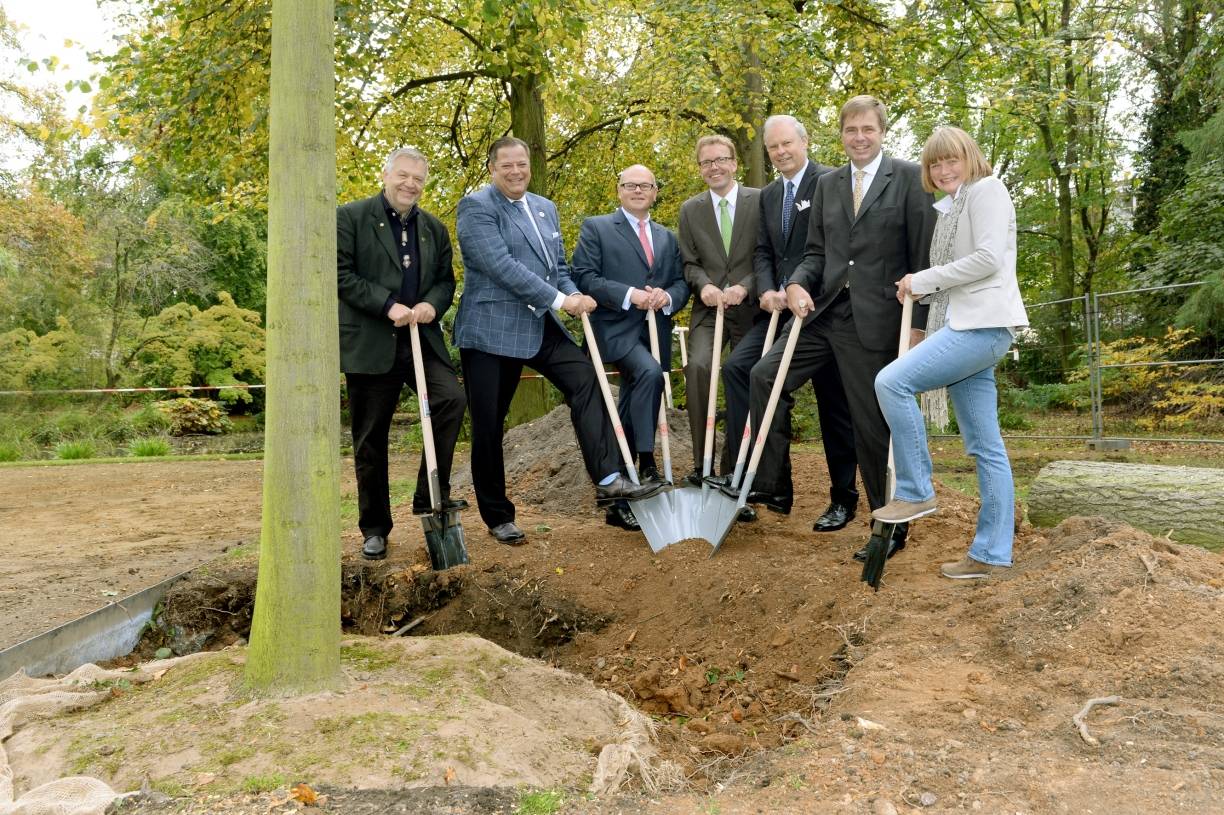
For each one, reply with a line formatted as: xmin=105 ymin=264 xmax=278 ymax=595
xmin=852 ymin=169 xmax=865 ymax=217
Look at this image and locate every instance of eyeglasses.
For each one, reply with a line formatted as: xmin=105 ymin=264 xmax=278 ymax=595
xmin=618 ymin=182 xmax=657 ymax=192
xmin=698 ymin=156 xmax=735 ymax=169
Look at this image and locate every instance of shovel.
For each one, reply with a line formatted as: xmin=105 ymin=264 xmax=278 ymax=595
xmin=683 ymin=302 xmax=742 ymax=544
xmin=861 ymin=297 xmax=915 ymax=590
xmin=709 ymin=311 xmax=805 ymax=556
xmin=579 ymin=313 xmax=668 ymax=546
xmin=409 ymin=323 xmax=469 ymax=571
xmin=619 ymin=310 xmax=685 ymax=551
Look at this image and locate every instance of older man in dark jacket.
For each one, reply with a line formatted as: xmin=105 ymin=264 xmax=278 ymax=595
xmin=337 ymin=147 xmax=467 ymax=560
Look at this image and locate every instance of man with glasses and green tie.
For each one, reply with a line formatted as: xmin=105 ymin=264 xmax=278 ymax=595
xmin=677 ymin=135 xmax=761 ymax=487
xmin=572 ymin=165 xmax=690 ymax=530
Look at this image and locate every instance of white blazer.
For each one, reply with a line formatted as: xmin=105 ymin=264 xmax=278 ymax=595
xmin=910 ymin=175 xmax=1028 ymax=330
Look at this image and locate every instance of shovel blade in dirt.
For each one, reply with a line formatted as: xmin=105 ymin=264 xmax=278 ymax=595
xmin=421 ymin=471 xmax=469 ymax=571
xmin=859 ymin=519 xmax=895 ymax=591
xmin=408 ymin=323 xmax=468 ymax=571
xmin=632 ymin=489 xmax=682 ymax=553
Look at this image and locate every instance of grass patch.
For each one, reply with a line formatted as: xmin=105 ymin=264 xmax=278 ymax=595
xmin=216 ymin=745 xmax=256 ymax=766
xmin=516 ymin=789 xmax=565 ymax=814
xmin=55 ymin=439 xmax=96 ymax=460
xmin=340 ymin=477 xmax=415 ymax=522
xmin=340 ymin=642 xmax=401 ymax=672
xmin=0 ymin=442 xmax=20 ymax=462
xmin=148 ymin=777 xmax=187 ymax=797
xmin=241 ymin=774 xmax=285 ymax=793
xmin=0 ymin=451 xmax=264 ymax=468
xmin=129 ymin=436 xmax=173 ymax=457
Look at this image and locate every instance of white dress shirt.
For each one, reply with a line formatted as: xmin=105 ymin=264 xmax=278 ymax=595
xmin=710 ymin=184 xmax=739 ymax=221
xmin=851 ymin=150 xmax=884 ymax=198
xmin=620 ymin=208 xmax=672 ymax=314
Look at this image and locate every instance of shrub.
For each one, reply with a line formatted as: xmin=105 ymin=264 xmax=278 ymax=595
xmin=130 ymin=402 xmax=172 ymax=434
xmin=53 ymin=410 xmax=93 ymax=438
xmin=0 ymin=442 xmax=20 ymax=462
xmin=129 ymin=437 xmax=172 ymax=457
xmin=156 ymin=398 xmax=231 ymax=435
xmin=55 ymin=439 xmax=96 ymax=460
xmin=133 ymin=293 xmax=265 ymax=409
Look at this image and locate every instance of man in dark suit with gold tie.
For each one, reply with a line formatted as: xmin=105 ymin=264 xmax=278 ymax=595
xmin=753 ymin=96 xmax=936 ymax=560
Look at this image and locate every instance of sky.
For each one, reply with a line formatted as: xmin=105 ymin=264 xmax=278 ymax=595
xmin=3 ymin=0 xmax=118 ymax=116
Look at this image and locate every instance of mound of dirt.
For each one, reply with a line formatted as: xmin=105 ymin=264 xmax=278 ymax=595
xmin=450 ymin=404 xmax=702 ymax=514
xmin=5 ymin=636 xmax=678 ymax=806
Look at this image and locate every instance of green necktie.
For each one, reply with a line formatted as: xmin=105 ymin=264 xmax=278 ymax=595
xmin=718 ymin=198 xmax=732 ymax=253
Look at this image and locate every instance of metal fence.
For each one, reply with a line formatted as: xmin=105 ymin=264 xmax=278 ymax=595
xmin=987 ymin=279 xmax=1223 ymax=446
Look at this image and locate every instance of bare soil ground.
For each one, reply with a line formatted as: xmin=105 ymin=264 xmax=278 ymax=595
xmin=2 ymin=410 xmax=1223 ymax=813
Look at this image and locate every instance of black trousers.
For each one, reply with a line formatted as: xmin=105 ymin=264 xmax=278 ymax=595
xmin=461 ymin=318 xmax=619 ymax=529
xmin=749 ymin=295 xmax=893 ymax=511
xmin=613 ymin=343 xmax=665 ymax=454
xmin=346 ymin=331 xmax=467 ymax=539
xmin=723 ymin=314 xmax=858 ymax=504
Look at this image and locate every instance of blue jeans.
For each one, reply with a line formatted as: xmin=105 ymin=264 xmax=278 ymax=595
xmin=874 ymin=326 xmax=1015 ymax=565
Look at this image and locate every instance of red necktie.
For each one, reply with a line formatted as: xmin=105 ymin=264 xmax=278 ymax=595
xmin=637 ymin=218 xmax=654 ymax=267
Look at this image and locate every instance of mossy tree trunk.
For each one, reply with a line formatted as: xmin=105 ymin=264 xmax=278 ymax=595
xmin=245 ymin=0 xmax=342 ymax=694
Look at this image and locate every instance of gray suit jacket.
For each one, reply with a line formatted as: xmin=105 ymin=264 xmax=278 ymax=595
xmin=790 ymin=155 xmax=935 ymax=351
xmin=453 ymin=184 xmax=578 ymax=359
xmin=571 ymin=210 xmax=690 ymax=367
xmin=678 ymin=185 xmax=761 ymax=333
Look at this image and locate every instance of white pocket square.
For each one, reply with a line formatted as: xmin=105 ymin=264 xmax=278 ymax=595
xmin=795 ymin=200 xmax=811 ymax=211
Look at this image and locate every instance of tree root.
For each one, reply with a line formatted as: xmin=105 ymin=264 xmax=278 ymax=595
xmin=1073 ymin=695 xmax=1121 ymax=745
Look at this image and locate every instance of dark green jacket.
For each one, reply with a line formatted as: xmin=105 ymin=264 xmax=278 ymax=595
xmin=337 ymin=193 xmax=456 ymax=374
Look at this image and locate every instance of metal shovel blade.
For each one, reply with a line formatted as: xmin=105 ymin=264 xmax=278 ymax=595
xmin=422 ymin=507 xmax=469 ymax=571
xmin=631 ymin=489 xmax=681 ymax=553
xmin=859 ymin=519 xmax=896 ymax=591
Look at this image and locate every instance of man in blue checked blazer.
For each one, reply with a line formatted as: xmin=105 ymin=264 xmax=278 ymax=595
xmin=454 ymin=136 xmax=663 ymax=544
xmin=572 ymin=164 xmax=690 ymax=531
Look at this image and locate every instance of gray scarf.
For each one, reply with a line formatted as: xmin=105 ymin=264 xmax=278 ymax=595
xmin=919 ymin=183 xmax=971 ymax=432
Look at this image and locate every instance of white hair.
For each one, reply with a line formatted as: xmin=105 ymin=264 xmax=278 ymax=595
xmin=763 ymin=115 xmax=808 ymax=141
xmin=382 ymin=147 xmax=429 ymax=175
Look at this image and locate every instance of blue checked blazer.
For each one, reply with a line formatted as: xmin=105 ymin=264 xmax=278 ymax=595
xmin=454 ymin=184 xmax=578 ymax=359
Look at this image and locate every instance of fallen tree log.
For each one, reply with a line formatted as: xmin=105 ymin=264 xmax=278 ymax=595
xmin=1027 ymin=460 xmax=1224 ymax=549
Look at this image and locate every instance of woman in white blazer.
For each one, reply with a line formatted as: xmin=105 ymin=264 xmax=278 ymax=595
xmin=871 ymin=127 xmax=1029 ymax=579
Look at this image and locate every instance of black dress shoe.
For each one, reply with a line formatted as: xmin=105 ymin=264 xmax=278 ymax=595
xmin=737 ymin=506 xmax=757 ymax=523
xmin=746 ymin=490 xmax=792 ymax=515
xmin=852 ymin=522 xmax=908 ymax=562
xmin=488 ymin=522 xmax=526 ymax=545
xmin=812 ymin=501 xmax=855 ymax=532
xmin=640 ymin=467 xmax=670 ymax=487
xmin=683 ymin=470 xmax=704 ymax=488
xmin=595 ymin=475 xmax=665 ymax=505
xmin=605 ymin=504 xmax=641 ymax=531
xmin=703 ymin=473 xmax=732 ymax=489
xmin=361 ymin=535 xmax=387 ymax=560
xmin=412 ymin=497 xmax=470 ymax=515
